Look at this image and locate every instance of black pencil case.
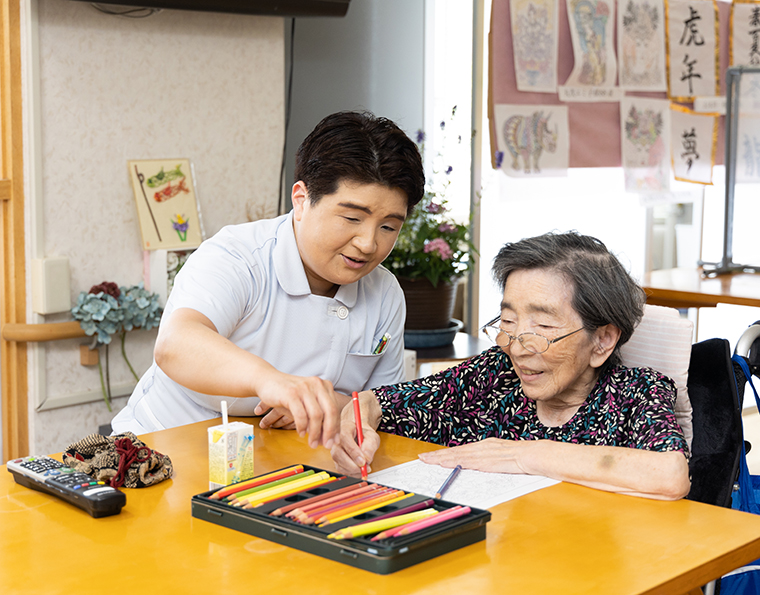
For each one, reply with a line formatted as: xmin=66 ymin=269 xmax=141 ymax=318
xmin=191 ymin=464 xmax=491 ymax=574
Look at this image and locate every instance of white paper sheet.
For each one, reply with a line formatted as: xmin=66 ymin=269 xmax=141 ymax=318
xmin=368 ymin=460 xmax=559 ymax=510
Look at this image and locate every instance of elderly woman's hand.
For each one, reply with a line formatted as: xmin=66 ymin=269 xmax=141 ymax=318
xmin=418 ymin=438 xmax=531 ymax=474
xmin=330 ymin=391 xmax=383 ymax=477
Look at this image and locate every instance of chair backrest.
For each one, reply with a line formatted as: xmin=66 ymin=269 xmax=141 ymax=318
xmin=685 ymin=338 xmax=744 ymax=507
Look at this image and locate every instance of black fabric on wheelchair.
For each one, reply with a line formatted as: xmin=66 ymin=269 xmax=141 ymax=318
xmin=685 ymin=338 xmax=744 ymax=507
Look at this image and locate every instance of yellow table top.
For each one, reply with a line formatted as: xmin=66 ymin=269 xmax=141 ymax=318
xmin=2 ymin=418 xmax=760 ymax=595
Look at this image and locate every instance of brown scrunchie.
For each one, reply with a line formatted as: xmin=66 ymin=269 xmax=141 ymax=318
xmin=62 ymin=432 xmax=173 ymax=488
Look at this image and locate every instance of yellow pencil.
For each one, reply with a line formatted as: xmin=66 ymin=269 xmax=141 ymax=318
xmin=234 ymin=472 xmax=332 ymax=507
xmin=318 ymin=492 xmax=414 ymax=526
xmin=327 ymin=508 xmax=438 ymax=540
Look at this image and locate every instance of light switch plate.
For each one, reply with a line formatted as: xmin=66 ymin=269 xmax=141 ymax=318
xmin=32 ymin=257 xmax=71 ymax=314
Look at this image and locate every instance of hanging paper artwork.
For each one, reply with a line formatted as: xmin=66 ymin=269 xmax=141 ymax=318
xmin=665 ymin=0 xmax=719 ymax=102
xmin=493 ymin=104 xmax=569 ymax=177
xmin=736 ymin=70 xmax=760 ymax=183
xmin=565 ymin=0 xmax=617 ymax=87
xmin=670 ymin=103 xmax=717 ymax=184
xmin=128 ymin=158 xmax=204 ymax=251
xmin=731 ymin=0 xmax=760 ymax=66
xmin=618 ymin=0 xmax=668 ymax=91
xmin=511 ymin=0 xmax=560 ymax=92
xmin=621 ymin=96 xmax=672 ymax=192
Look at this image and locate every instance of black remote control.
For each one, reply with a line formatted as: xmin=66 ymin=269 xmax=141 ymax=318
xmin=7 ymin=455 xmax=126 ymax=518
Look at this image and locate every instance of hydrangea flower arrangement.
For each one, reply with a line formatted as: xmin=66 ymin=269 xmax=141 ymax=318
xmin=72 ymin=281 xmax=163 ymax=410
xmin=383 ymin=113 xmax=476 ymax=288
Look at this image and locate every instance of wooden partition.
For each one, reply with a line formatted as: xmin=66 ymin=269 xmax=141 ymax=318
xmin=1 ymin=0 xmax=29 ymax=461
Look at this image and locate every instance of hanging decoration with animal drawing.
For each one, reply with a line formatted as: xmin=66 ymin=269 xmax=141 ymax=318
xmin=493 ymin=104 xmax=569 ymax=178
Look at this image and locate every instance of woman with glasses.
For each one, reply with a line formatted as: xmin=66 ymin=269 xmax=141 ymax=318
xmin=331 ymin=232 xmax=690 ymax=500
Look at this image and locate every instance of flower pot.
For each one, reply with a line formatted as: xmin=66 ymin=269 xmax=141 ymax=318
xmin=397 ymin=277 xmax=457 ymax=331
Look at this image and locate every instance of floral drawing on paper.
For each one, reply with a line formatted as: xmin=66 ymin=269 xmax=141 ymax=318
xmin=619 ymin=0 xmax=666 ymax=90
xmin=512 ymin=0 xmax=558 ymax=92
xmin=622 ymin=102 xmax=670 ymax=192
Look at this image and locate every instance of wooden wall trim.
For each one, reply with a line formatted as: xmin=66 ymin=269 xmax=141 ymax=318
xmin=1 ymin=0 xmax=29 ymax=462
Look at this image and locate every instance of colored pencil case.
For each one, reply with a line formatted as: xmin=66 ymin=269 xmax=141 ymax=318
xmin=191 ymin=464 xmax=491 ymax=574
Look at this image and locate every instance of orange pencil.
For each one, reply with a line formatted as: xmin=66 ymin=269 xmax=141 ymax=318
xmin=287 ymin=484 xmax=379 ymax=518
xmin=209 ymin=465 xmax=304 ymax=500
xmin=270 ymin=482 xmax=368 ymax=516
xmin=352 ymin=391 xmax=368 ymax=480
xmin=318 ymin=492 xmax=413 ymax=526
xmin=296 ymin=488 xmax=396 ymax=524
xmin=315 ymin=490 xmax=405 ymax=524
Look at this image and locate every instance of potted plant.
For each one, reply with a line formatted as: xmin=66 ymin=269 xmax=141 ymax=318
xmin=383 ymin=113 xmax=477 ymax=343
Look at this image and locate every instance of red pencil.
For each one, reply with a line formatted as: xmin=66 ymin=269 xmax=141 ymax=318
xmin=315 ymin=489 xmax=404 ymax=524
xmin=352 ymin=391 xmax=368 ymax=480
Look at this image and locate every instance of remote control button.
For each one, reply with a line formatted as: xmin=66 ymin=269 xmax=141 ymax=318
xmin=82 ymin=487 xmax=116 ymax=496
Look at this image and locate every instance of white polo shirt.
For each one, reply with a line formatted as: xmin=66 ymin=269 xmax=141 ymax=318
xmin=111 ymin=212 xmax=406 ymax=434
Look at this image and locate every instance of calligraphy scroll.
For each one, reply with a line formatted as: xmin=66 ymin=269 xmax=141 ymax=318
xmin=565 ymin=0 xmax=617 ymax=87
xmin=493 ymin=104 xmax=569 ymax=177
xmin=511 ymin=0 xmax=560 ymax=92
xmin=736 ymin=70 xmax=760 ymax=182
xmin=731 ymin=0 xmax=760 ymax=66
xmin=670 ymin=103 xmax=717 ymax=184
xmin=618 ymin=0 xmax=668 ymax=91
xmin=621 ymin=96 xmax=672 ymax=192
xmin=665 ymin=0 xmax=719 ymax=102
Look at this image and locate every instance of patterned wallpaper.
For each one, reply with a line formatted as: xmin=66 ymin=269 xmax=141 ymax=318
xmin=30 ymin=1 xmax=284 ymax=454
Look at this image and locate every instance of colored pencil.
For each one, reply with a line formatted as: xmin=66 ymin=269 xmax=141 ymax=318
xmin=318 ymin=492 xmax=413 ymax=526
xmin=351 ymin=498 xmax=436 ymax=525
xmin=295 ymin=487 xmax=396 ymax=524
xmin=226 ymin=470 xmax=316 ymax=503
xmin=286 ymin=484 xmax=379 ymax=518
xmin=270 ymin=482 xmax=368 ymax=516
xmin=435 ymin=465 xmax=462 ymax=500
xmin=234 ymin=471 xmax=332 ymax=506
xmin=327 ymin=508 xmax=438 ymax=540
xmin=209 ymin=465 xmax=304 ymax=500
xmin=373 ymin=506 xmax=471 ymax=540
xmin=352 ymin=391 xmax=368 ymax=480
xmin=242 ymin=475 xmax=338 ymax=509
xmin=314 ymin=489 xmax=404 ymax=524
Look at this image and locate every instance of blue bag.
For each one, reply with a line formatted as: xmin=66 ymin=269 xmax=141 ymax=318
xmin=720 ymin=355 xmax=760 ymax=595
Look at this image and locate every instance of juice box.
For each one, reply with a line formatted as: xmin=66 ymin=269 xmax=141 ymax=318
xmin=207 ymin=421 xmax=254 ymax=490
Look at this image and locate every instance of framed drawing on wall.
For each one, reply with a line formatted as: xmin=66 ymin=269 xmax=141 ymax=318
xmin=128 ymin=158 xmax=204 ymax=251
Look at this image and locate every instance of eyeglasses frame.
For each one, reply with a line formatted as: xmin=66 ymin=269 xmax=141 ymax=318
xmin=481 ymin=316 xmax=585 ymax=354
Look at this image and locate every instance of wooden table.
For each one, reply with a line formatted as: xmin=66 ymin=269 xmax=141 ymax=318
xmin=3 ymin=420 xmax=760 ymax=594
xmin=642 ymin=267 xmax=760 ymax=310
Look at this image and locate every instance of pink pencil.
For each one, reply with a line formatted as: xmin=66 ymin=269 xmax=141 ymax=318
xmin=371 ymin=506 xmax=471 ymax=541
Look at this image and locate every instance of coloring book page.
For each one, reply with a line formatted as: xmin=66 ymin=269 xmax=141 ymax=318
xmin=368 ymin=460 xmax=559 ymax=510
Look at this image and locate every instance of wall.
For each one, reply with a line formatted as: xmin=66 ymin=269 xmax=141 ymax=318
xmin=283 ymin=0 xmax=425 ymax=206
xmin=24 ymin=0 xmax=284 ymax=454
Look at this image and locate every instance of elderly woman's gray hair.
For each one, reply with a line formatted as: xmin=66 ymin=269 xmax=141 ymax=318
xmin=491 ymin=231 xmax=645 ymax=369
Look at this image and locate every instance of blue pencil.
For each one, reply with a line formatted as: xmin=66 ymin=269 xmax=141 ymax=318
xmin=435 ymin=465 xmax=462 ymax=499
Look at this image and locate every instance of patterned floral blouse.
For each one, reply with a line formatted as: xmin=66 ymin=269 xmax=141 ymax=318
xmin=375 ymin=346 xmax=689 ymax=457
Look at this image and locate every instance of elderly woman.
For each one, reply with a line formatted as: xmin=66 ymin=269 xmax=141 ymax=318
xmin=331 ymin=232 xmax=691 ymax=500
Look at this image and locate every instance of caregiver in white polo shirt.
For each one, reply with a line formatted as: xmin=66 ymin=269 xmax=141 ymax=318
xmin=111 ymin=111 xmax=425 ymax=449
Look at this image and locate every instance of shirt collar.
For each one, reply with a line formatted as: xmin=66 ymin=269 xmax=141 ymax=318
xmin=273 ymin=211 xmax=358 ymax=307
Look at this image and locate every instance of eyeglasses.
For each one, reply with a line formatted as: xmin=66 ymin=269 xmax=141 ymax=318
xmin=481 ymin=316 xmax=585 ymax=354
